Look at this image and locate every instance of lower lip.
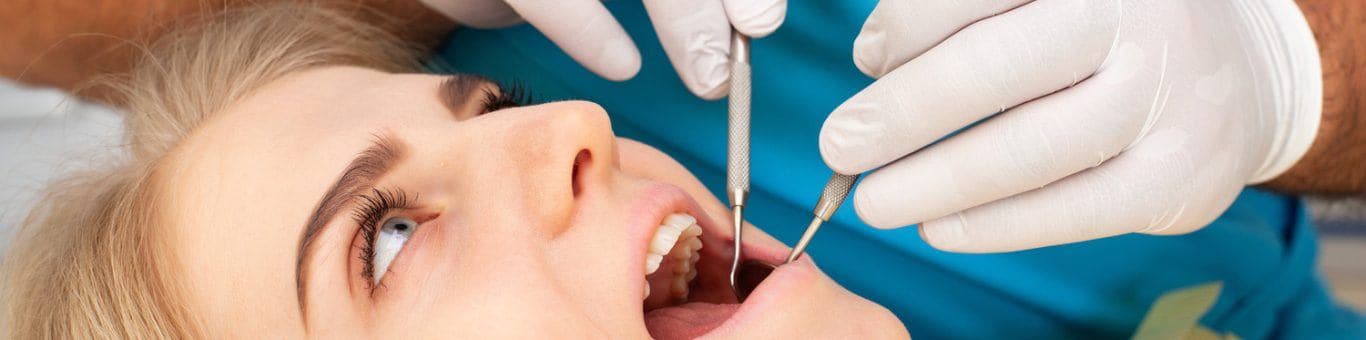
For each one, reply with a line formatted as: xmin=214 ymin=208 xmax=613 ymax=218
xmin=700 ymin=257 xmax=819 ymax=336
xmin=643 ymin=259 xmax=818 ymax=339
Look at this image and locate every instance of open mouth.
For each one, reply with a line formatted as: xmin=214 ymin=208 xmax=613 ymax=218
xmin=631 ymin=184 xmax=788 ymax=340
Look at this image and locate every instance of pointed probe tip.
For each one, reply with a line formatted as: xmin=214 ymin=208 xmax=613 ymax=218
xmin=787 ymin=216 xmax=825 ymax=263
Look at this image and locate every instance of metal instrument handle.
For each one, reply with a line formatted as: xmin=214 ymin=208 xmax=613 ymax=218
xmin=787 ymin=174 xmax=859 ymax=263
xmin=726 ymin=33 xmax=752 ymax=207
xmin=813 ymin=174 xmax=857 ymax=220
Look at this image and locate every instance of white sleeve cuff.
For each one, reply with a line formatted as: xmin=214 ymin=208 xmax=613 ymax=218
xmin=1247 ymin=0 xmax=1323 ymax=183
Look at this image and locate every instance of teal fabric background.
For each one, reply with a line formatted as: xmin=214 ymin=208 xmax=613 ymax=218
xmin=433 ymin=1 xmax=1364 ymax=338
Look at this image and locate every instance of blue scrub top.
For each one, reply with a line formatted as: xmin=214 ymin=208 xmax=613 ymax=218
xmin=434 ymin=1 xmax=1364 ymax=338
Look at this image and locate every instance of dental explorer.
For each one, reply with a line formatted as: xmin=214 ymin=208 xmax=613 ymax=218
xmin=732 ymin=174 xmax=860 ymax=300
xmin=726 ymin=30 xmax=751 ymax=299
xmin=786 ymin=174 xmax=859 ymax=263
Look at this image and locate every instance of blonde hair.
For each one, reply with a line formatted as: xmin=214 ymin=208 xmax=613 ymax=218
xmin=2 ymin=3 xmax=423 ymax=338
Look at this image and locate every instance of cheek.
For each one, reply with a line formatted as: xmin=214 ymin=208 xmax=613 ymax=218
xmin=545 ymin=188 xmax=635 ymax=298
xmin=363 ymin=215 xmax=574 ymax=336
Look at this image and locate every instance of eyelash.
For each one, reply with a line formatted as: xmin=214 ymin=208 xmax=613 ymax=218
xmin=481 ymin=81 xmax=535 ymax=113
xmin=346 ymin=82 xmax=528 ymax=289
xmin=350 ymin=188 xmax=416 ymax=288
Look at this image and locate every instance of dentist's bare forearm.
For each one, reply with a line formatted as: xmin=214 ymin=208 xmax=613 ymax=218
xmin=1263 ymin=0 xmax=1366 ymax=195
xmin=0 ymin=0 xmax=452 ymax=103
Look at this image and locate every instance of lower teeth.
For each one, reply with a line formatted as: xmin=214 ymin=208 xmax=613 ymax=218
xmin=666 ymin=237 xmax=700 ymax=300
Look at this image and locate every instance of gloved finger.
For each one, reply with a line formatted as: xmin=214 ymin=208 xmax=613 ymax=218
xmin=643 ymin=0 xmax=733 ymax=99
xmin=722 ymin=0 xmax=787 ymax=38
xmin=418 ymin=0 xmax=523 ymax=28
xmin=504 ymin=0 xmax=642 ymax=81
xmin=854 ymin=0 xmax=1032 ymax=78
xmin=853 ymin=66 xmax=1154 ymax=229
xmin=915 ymin=133 xmax=1236 ymax=253
xmin=820 ymin=0 xmax=1119 ymax=175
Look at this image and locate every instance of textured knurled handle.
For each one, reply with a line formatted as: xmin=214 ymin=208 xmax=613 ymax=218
xmin=727 ymin=61 xmax=751 ymax=199
xmin=813 ymin=174 xmax=859 ymax=220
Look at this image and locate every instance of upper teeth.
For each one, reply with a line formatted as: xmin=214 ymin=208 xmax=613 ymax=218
xmin=643 ymin=213 xmax=703 ymax=302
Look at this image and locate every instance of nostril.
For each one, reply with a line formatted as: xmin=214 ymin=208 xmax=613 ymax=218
xmin=572 ymin=149 xmax=592 ymax=197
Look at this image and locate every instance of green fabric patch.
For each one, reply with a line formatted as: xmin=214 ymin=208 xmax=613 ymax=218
xmin=1132 ymin=282 xmax=1239 ymax=340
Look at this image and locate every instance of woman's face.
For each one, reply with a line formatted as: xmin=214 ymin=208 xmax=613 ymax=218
xmin=162 ymin=66 xmax=905 ymax=338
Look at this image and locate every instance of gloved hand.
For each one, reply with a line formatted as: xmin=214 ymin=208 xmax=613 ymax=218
xmin=418 ymin=0 xmax=786 ymax=99
xmin=820 ymin=0 xmax=1323 ymax=252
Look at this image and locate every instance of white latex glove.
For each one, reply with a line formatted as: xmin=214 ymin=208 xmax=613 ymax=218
xmin=820 ymin=0 xmax=1323 ymax=252
xmin=419 ymin=0 xmax=786 ymax=99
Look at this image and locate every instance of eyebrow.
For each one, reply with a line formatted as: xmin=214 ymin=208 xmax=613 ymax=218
xmin=296 ymin=135 xmax=407 ymax=319
xmin=439 ymin=74 xmax=496 ymax=114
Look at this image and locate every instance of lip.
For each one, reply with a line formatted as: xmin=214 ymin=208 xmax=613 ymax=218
xmin=698 ymin=256 xmax=821 ymax=337
xmin=625 ymin=182 xmax=789 ymax=278
xmin=627 ymin=181 xmax=823 ymax=337
xmin=626 ymin=182 xmax=725 ymax=278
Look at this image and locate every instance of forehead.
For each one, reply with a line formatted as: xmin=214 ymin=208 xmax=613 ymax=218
xmin=158 ymin=67 xmax=449 ymax=330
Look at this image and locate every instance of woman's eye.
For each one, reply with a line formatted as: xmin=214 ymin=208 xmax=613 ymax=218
xmin=371 ymin=216 xmax=418 ymax=285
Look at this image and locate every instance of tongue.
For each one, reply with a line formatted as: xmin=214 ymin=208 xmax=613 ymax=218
xmin=644 ymin=302 xmax=739 ymax=340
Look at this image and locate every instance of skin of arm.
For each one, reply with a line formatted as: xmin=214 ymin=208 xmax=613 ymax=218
xmin=0 ymin=0 xmax=452 ymax=103
xmin=1263 ymin=0 xmax=1366 ymax=195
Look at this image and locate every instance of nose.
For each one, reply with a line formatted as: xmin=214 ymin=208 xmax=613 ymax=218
xmin=500 ymin=101 xmax=617 ymax=235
